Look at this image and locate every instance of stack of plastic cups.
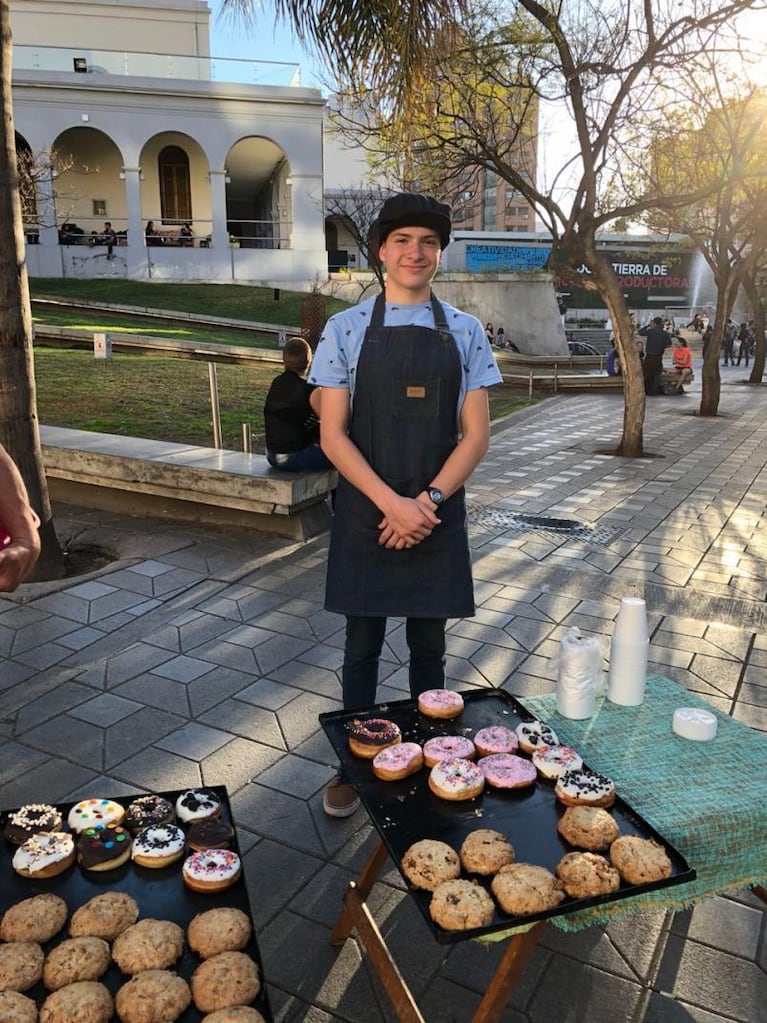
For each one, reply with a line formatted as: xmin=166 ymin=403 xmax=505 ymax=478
xmin=607 ymin=597 xmax=649 ymax=706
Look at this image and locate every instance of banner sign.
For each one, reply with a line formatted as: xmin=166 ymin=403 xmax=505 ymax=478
xmin=560 ymin=249 xmax=694 ymax=308
xmin=466 ymin=244 xmax=551 ymax=273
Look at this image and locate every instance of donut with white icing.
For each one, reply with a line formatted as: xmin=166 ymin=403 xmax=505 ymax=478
xmin=182 ymin=849 xmax=242 ymax=893
xmin=131 ymin=824 xmax=186 ymax=868
xmin=417 ymin=689 xmax=464 ymax=719
xmin=12 ymin=831 xmax=75 ymax=878
xmin=372 ymin=742 xmax=423 ymax=781
xmin=473 ymin=726 xmax=518 ymax=757
xmin=428 ymin=758 xmax=484 ymax=801
xmin=478 ymin=754 xmax=537 ymax=790
xmin=515 ymin=720 xmax=559 ymax=754
xmin=175 ymin=789 xmax=222 ymax=824
xmin=532 ymin=745 xmax=583 ymax=780
xmin=348 ymin=718 xmax=401 ymax=759
xmin=67 ymin=798 xmax=125 ymax=833
xmin=423 ymin=736 xmax=476 ymax=767
xmin=555 ymin=767 xmax=616 ymax=808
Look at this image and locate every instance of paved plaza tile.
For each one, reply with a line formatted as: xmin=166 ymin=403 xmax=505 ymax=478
xmin=1 ymin=377 xmax=766 ymax=1021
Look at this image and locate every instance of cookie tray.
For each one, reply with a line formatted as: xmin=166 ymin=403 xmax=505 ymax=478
xmin=320 ymin=689 xmax=695 ymax=944
xmin=0 ymin=785 xmax=272 ymax=1022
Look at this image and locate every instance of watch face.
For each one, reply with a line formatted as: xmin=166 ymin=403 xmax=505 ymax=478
xmin=429 ymin=488 xmax=444 ymax=505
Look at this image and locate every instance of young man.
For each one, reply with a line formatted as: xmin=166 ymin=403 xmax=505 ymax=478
xmin=638 ymin=316 xmax=671 ymax=395
xmin=263 ymin=337 xmax=332 ymax=472
xmin=309 ymin=193 xmax=502 ymax=816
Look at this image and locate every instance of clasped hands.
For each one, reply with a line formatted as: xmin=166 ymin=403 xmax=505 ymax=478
xmin=378 ymin=492 xmax=441 ymax=549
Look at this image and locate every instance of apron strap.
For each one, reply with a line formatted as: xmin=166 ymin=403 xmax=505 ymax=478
xmin=369 ymin=291 xmax=455 ymax=346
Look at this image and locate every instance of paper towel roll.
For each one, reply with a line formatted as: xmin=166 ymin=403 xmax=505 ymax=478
xmin=556 ymin=628 xmax=601 ymax=719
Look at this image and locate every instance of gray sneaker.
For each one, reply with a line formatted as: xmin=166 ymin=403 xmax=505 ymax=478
xmin=323 ymin=776 xmax=360 ymax=818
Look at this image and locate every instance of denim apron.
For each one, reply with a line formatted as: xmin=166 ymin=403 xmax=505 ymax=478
xmin=325 ymin=293 xmax=475 ymax=618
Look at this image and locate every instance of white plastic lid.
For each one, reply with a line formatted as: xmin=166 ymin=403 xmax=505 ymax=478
xmin=672 ymin=707 xmax=718 ymax=742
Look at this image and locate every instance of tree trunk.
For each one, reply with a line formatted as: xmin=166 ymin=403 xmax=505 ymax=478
xmin=744 ymin=274 xmax=765 ymax=384
xmin=0 ymin=0 xmax=64 ymax=579
xmin=588 ymin=253 xmax=645 ymax=456
xmin=699 ymin=291 xmax=733 ymax=416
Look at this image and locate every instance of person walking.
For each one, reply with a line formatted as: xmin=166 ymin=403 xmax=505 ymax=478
xmin=308 ymin=193 xmax=502 ymax=817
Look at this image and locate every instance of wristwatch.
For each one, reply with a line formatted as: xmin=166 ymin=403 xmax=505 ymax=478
xmin=427 ymin=487 xmax=445 ymax=506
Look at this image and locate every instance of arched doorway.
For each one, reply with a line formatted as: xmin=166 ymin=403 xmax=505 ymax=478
xmin=51 ymin=127 xmax=125 ymax=243
xmin=140 ymin=133 xmax=210 ymax=245
xmin=225 ymin=137 xmax=291 ymax=248
xmin=15 ymin=133 xmax=38 ymax=241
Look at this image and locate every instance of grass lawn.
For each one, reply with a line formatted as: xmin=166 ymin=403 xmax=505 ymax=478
xmin=35 ymin=347 xmax=532 ymax=451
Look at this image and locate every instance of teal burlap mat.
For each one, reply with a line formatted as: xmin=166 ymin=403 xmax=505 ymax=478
xmin=518 ymin=674 xmax=767 ymax=932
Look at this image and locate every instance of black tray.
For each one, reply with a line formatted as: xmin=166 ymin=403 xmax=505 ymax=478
xmin=320 ymin=690 xmax=695 ymax=944
xmin=0 ymin=786 xmax=272 ymax=1022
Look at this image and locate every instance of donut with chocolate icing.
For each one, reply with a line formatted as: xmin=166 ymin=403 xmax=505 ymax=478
xmin=348 ymin=718 xmax=401 ymax=759
xmin=175 ymin=789 xmax=222 ymax=824
xmin=12 ymin=832 xmax=75 ymax=878
xmin=417 ymin=689 xmax=464 ymax=719
xmin=4 ymin=803 xmax=63 ymax=845
xmin=67 ymin=798 xmax=125 ymax=833
xmin=422 ymin=735 xmax=475 ymax=767
xmin=131 ymin=824 xmax=186 ymax=868
xmin=187 ymin=819 xmax=235 ymax=851
xmin=372 ymin=742 xmax=423 ymax=781
xmin=124 ymin=795 xmax=175 ymax=834
xmin=183 ymin=849 xmax=242 ymax=893
xmin=76 ymin=824 xmax=132 ymax=872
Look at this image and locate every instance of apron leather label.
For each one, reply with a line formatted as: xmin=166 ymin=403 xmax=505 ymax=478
xmin=406 ymin=385 xmax=426 ymax=398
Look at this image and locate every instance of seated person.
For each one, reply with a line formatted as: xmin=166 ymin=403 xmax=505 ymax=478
xmin=495 ymin=327 xmax=507 ymax=348
xmin=264 ymin=337 xmax=333 ymax=472
xmin=606 ymin=342 xmax=620 ymax=376
xmin=670 ymin=336 xmax=693 ymax=391
xmin=145 ymin=220 xmax=163 ymax=246
xmin=179 ymin=223 xmax=194 ymax=246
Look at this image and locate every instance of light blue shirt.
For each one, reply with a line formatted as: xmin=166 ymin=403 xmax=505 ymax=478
xmin=309 ymin=295 xmax=503 ymax=418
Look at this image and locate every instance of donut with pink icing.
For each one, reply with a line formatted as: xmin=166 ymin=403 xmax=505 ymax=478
xmin=372 ymin=742 xmax=423 ymax=781
xmin=182 ymin=849 xmax=242 ymax=892
xmin=473 ymin=726 xmax=519 ymax=757
xmin=423 ymin=736 xmax=476 ymax=767
xmin=417 ymin=689 xmax=464 ymax=719
xmin=428 ymin=758 xmax=485 ymax=801
xmin=478 ymin=754 xmax=537 ymax=790
xmin=532 ymin=745 xmax=583 ymax=780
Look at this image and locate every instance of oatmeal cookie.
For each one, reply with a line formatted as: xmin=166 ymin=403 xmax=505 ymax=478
xmin=0 ymin=892 xmax=68 ymax=943
xmin=555 ymin=851 xmax=621 ymax=898
xmin=70 ymin=892 xmax=139 ymax=941
xmin=112 ymin=919 xmax=184 ymax=975
xmin=201 ymin=1010 xmax=267 ymax=1023
xmin=429 ymin=879 xmax=495 ymax=931
xmin=43 ymin=936 xmax=111 ymax=991
xmin=0 ymin=942 xmax=44 ymax=993
xmin=400 ymin=839 xmax=460 ymax=891
xmin=114 ymin=969 xmax=192 ymax=1023
xmin=490 ymin=863 xmax=565 ymax=916
xmin=39 ymin=981 xmax=113 ymax=1023
xmin=191 ymin=952 xmax=261 ymax=1013
xmin=610 ymin=835 xmax=672 ymax=885
xmin=187 ymin=908 xmax=251 ymax=960
xmin=0 ymin=990 xmax=38 ymax=1023
xmin=557 ymin=806 xmax=620 ymax=851
xmin=459 ymin=829 xmax=515 ymax=876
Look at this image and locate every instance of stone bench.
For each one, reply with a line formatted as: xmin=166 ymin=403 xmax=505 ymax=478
xmin=40 ymin=426 xmax=336 ymax=540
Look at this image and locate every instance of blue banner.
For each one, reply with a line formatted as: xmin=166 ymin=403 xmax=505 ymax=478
xmin=466 ymin=244 xmax=551 ymax=272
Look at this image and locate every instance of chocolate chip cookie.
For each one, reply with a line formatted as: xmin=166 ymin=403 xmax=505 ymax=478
xmin=401 ymin=839 xmax=460 ymax=891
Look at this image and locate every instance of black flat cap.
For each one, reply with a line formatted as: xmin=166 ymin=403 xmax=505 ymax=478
xmin=371 ymin=193 xmax=452 ymax=249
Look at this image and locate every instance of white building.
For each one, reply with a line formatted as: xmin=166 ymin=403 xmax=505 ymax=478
xmin=12 ymin=0 xmax=328 ymax=287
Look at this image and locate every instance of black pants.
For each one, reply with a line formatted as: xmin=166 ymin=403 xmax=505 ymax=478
xmin=643 ymin=353 xmax=663 ymax=395
xmin=342 ymin=615 xmax=446 ymax=710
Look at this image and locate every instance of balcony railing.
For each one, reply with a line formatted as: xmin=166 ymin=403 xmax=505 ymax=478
xmin=13 ymin=45 xmax=302 ymax=87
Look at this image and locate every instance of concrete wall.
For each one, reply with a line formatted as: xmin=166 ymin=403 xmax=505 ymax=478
xmin=321 ymin=272 xmax=569 ymax=355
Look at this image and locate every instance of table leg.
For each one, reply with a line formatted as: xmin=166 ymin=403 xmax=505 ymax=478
xmin=470 ymin=922 xmax=546 ymax=1023
xmin=336 ymin=881 xmax=426 ymax=1023
xmin=331 ymin=837 xmax=389 ymax=946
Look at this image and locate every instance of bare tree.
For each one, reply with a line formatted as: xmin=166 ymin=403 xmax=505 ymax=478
xmin=324 ymin=184 xmax=396 ymax=289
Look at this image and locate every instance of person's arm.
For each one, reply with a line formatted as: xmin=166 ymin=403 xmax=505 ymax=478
xmin=0 ymin=448 xmax=41 ymax=591
xmin=319 ymin=387 xmax=440 ymax=548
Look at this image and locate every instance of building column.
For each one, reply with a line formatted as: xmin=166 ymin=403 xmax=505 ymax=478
xmin=208 ymin=170 xmax=229 ymax=251
xmin=287 ymin=173 xmax=325 ymax=250
xmin=122 ymin=167 xmax=146 ymax=277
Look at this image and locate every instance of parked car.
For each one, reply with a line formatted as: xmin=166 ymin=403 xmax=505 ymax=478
xmin=567 ymin=340 xmax=601 ymax=356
